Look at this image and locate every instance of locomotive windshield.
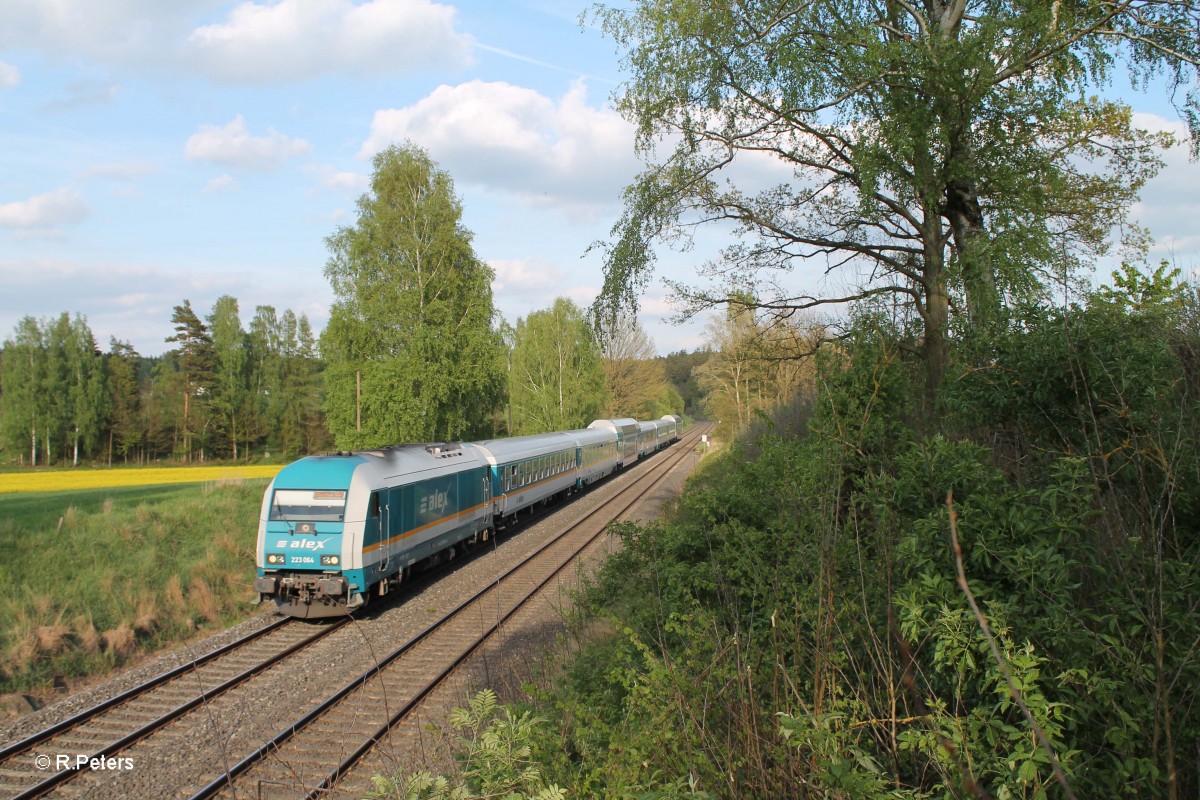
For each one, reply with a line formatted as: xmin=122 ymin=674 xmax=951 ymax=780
xmin=270 ymin=489 xmax=347 ymax=522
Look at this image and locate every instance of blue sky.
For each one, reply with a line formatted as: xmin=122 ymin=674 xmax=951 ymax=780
xmin=1 ymin=0 xmax=1197 ymax=358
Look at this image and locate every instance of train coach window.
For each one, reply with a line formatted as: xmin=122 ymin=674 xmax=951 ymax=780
xmin=270 ymin=489 xmax=347 ymax=522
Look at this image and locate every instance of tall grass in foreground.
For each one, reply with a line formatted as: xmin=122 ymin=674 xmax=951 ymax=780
xmin=0 ymin=479 xmax=269 ymax=695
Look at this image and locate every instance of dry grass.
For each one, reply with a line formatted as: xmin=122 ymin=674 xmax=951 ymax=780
xmin=34 ymin=625 xmax=72 ymax=655
xmin=189 ymin=577 xmax=221 ymax=623
xmin=133 ymin=591 xmax=159 ymax=638
xmin=101 ymin=628 xmax=136 ymax=657
xmin=164 ymin=575 xmax=187 ymax=618
xmin=0 ymin=465 xmax=281 ymax=494
xmin=74 ymin=615 xmax=100 ymax=655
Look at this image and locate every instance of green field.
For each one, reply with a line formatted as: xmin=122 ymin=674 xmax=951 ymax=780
xmin=0 ymin=479 xmax=270 ymax=696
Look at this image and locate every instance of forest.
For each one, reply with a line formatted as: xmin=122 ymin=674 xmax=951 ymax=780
xmin=0 ymin=301 xmax=327 ymax=467
xmin=0 ymin=296 xmax=717 ymax=468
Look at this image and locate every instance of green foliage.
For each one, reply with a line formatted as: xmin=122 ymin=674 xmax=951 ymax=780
xmin=208 ymin=295 xmax=250 ymax=460
xmin=106 ymin=338 xmax=143 ymax=463
xmin=509 ymin=298 xmax=606 ymax=434
xmin=657 ymin=349 xmax=710 ymax=418
xmin=321 ymin=143 xmax=504 ymax=447
xmin=246 ymin=305 xmax=328 ymax=459
xmin=366 ymin=690 xmax=567 ymax=800
xmin=524 ymin=281 xmax=1200 ymax=798
xmin=1 ymin=314 xmax=109 ymax=466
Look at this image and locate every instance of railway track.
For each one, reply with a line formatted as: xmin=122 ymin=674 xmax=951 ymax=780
xmin=0 ymin=615 xmax=348 ymax=799
xmin=191 ymin=423 xmax=708 ymax=800
xmin=0 ymin=424 xmax=707 ymax=799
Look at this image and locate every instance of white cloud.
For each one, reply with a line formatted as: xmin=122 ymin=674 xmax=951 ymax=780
xmin=187 ymin=0 xmax=473 ymax=83
xmin=0 ymin=188 xmax=88 ymax=229
xmin=489 ymin=257 xmax=565 ymax=293
xmin=78 ymin=160 xmax=159 ymax=181
xmin=40 ymin=80 xmax=120 ymax=111
xmin=361 ymin=80 xmax=638 ymax=212
xmin=0 ymin=256 xmax=330 ymax=355
xmin=203 ymin=174 xmax=239 ymax=193
xmin=185 ymin=115 xmax=311 ymax=171
xmin=0 ymin=1 xmax=206 ymax=67
xmin=0 ymin=62 xmax=19 ymax=87
xmin=306 ymin=164 xmax=369 ymax=193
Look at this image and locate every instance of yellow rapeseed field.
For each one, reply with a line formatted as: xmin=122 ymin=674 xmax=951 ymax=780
xmin=0 ymin=464 xmax=282 ymax=494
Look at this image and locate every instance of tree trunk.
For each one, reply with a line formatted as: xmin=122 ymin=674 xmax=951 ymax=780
xmin=942 ymin=179 xmax=999 ymax=331
xmin=30 ymin=426 xmax=37 ymax=467
xmin=922 ymin=232 xmax=950 ymax=420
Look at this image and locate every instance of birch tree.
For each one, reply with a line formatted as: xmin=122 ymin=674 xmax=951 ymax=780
xmin=321 ymin=143 xmax=505 ymax=447
xmin=509 ymin=298 xmax=606 ymax=434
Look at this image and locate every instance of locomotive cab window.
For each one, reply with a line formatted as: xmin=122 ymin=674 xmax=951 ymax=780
xmin=269 ymin=489 xmax=346 ymax=522
xmin=368 ymin=493 xmax=381 ymax=518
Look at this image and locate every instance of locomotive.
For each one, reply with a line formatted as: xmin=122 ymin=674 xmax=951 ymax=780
xmin=254 ymin=416 xmax=682 ymax=617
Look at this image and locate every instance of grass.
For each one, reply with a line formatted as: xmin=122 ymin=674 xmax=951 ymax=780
xmin=0 ymin=464 xmax=282 ymax=494
xmin=0 ymin=479 xmax=271 ymax=696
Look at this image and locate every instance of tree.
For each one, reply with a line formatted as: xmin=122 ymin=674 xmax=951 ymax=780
xmin=41 ymin=314 xmax=72 ymax=463
xmin=248 ymin=304 xmax=282 ymax=453
xmin=165 ymin=300 xmax=214 ymax=461
xmin=106 ymin=338 xmax=142 ymax=465
xmin=509 ymin=298 xmax=607 ymax=434
xmin=0 ymin=317 xmax=46 ymax=465
xmin=696 ymin=304 xmax=760 ymax=433
xmin=590 ymin=0 xmax=1198 ymax=411
xmin=696 ymin=299 xmax=822 ymax=436
xmin=1 ymin=314 xmax=108 ymax=465
xmin=597 ymin=313 xmax=672 ymax=418
xmin=64 ymin=315 xmax=107 ymax=466
xmin=321 ymin=143 xmax=505 ymax=447
xmin=208 ymin=295 xmax=249 ymax=460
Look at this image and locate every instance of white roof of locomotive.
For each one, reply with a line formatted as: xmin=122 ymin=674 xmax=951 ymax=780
xmin=356 ymin=442 xmax=482 ymax=481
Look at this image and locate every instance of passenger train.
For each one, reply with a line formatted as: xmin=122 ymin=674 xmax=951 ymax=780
xmin=254 ymin=416 xmax=683 ymax=617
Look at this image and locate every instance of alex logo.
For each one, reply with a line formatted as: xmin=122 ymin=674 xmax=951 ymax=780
xmin=274 ymin=538 xmax=331 ymax=550
xmin=419 ymin=489 xmax=449 ymax=515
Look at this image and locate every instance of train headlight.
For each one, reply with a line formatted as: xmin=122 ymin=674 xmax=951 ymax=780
xmin=266 ymin=553 xmax=285 ymax=565
xmin=321 ymin=555 xmax=340 ymax=566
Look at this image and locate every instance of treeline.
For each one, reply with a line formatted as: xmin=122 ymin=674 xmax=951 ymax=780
xmin=0 ymin=298 xmax=327 ymax=466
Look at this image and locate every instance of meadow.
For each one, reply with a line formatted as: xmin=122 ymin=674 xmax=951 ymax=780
xmin=0 ymin=476 xmax=273 ymax=697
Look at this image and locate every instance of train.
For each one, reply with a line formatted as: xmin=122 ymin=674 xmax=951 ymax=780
xmin=254 ymin=416 xmax=684 ymax=617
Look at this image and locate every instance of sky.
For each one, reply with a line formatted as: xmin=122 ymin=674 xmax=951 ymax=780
xmin=0 ymin=0 xmax=1197 ymax=359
